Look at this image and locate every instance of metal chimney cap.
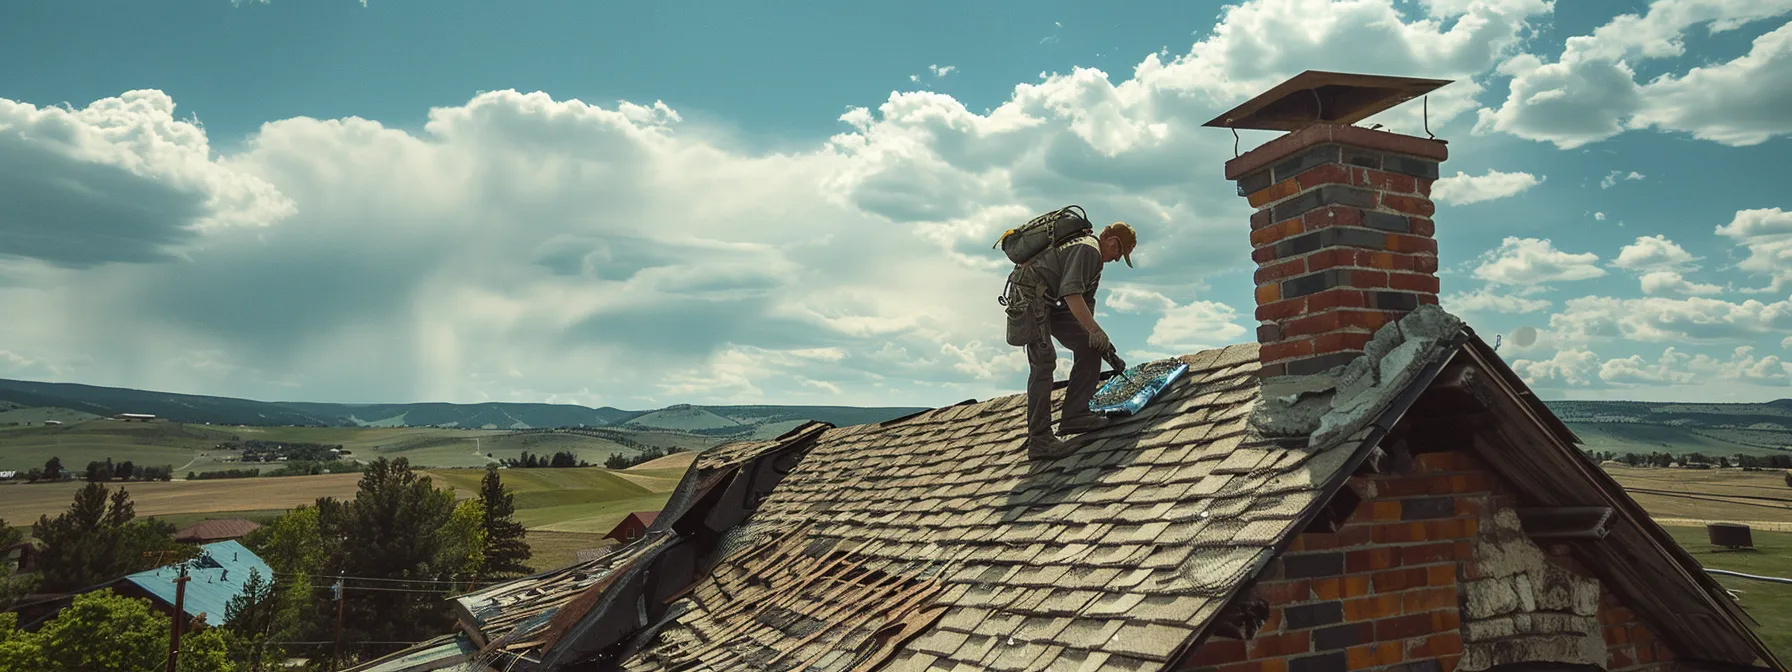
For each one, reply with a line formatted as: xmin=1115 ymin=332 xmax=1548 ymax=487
xmin=1203 ymin=70 xmax=1452 ymax=132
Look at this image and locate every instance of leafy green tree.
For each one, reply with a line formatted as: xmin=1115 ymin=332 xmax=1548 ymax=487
xmin=440 ymin=500 xmax=487 ymax=586
xmin=32 ymin=483 xmax=190 ymax=591
xmin=477 ymin=464 xmax=532 ymax=577
xmin=44 ymin=456 xmax=62 ymax=480
xmin=115 ymin=461 xmax=136 ymax=481
xmin=0 ymin=589 xmax=235 ymax=672
xmin=315 ymin=458 xmax=458 ymax=661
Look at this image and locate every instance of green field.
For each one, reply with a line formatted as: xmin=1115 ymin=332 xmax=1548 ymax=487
xmin=0 ymin=420 xmax=244 ymax=472
xmin=1570 ymin=423 xmax=1792 ymax=457
xmin=1662 ymin=526 xmax=1792 ymax=660
xmin=0 ymin=419 xmax=711 ymax=474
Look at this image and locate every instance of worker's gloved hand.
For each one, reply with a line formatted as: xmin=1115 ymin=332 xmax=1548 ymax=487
xmin=1087 ymin=326 xmax=1111 ymax=354
xmin=1109 ymin=354 xmax=1127 ymax=372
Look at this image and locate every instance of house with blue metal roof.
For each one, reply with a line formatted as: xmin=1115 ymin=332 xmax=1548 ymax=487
xmin=113 ymin=539 xmax=274 ymax=627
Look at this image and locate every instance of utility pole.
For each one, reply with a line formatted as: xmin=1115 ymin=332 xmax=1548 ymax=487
xmin=166 ymin=562 xmax=190 ymax=672
xmin=330 ymin=577 xmax=345 ymax=672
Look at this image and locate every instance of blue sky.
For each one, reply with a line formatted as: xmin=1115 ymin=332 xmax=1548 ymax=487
xmin=1 ymin=0 xmax=1790 ymax=408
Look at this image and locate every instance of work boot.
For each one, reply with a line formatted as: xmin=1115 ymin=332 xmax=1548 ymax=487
xmin=1059 ymin=414 xmax=1116 ymax=435
xmin=1027 ymin=434 xmax=1079 ymax=461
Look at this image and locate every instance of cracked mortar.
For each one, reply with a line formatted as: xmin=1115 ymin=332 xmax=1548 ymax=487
xmin=1249 ymin=303 xmax=1466 ymax=450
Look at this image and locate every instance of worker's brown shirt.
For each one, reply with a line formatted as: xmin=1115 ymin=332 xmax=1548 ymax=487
xmin=1026 ymin=235 xmax=1102 ymax=307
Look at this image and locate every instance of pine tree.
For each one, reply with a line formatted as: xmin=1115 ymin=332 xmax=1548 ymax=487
xmin=477 ymin=464 xmax=532 ymax=577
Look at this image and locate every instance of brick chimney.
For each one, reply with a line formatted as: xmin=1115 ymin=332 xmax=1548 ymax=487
xmin=1205 ymin=71 xmax=1451 ymax=378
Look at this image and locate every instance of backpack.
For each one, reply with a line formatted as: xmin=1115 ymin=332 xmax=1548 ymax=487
xmin=997 ymin=206 xmax=1095 ymax=346
xmin=993 ymin=205 xmax=1094 ymax=265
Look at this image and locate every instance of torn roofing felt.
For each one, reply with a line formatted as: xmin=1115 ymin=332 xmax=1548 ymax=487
xmin=442 ymin=421 xmax=834 ymax=671
xmin=389 ymin=305 xmax=1779 ymax=672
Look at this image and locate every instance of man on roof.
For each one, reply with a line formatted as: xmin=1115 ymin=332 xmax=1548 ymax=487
xmin=1010 ymin=220 xmax=1137 ymax=460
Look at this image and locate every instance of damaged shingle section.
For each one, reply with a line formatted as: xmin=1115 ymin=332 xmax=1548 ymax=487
xmin=1251 ymin=303 xmax=1465 ymax=448
xmin=617 ymin=341 xmax=1396 ymax=671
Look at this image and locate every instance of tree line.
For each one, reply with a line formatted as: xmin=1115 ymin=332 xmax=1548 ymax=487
xmin=3 ymin=457 xmax=175 ymax=484
xmin=1581 ymin=448 xmax=1792 ymax=470
xmin=603 ymin=446 xmax=689 ymax=469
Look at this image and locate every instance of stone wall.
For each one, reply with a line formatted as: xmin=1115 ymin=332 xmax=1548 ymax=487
xmin=1173 ymin=447 xmax=1675 ymax=672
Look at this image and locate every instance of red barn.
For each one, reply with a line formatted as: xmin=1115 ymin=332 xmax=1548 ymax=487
xmin=603 ymin=511 xmax=658 ymax=543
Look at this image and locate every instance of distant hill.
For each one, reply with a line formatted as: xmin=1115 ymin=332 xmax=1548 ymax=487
xmin=0 ymin=377 xmax=926 ymax=431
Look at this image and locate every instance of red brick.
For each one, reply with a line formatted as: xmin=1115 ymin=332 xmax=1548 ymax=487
xmin=1251 ymin=218 xmax=1307 ymax=247
xmin=1347 ymin=594 xmax=1404 ymax=620
xmin=1385 ymin=233 xmax=1439 ymax=254
xmin=1415 ymin=178 xmax=1433 ymax=197
xmin=1347 ymin=547 xmax=1400 ymax=573
xmin=1305 ymin=247 xmax=1367 ymax=272
xmin=1247 ymin=178 xmax=1301 ymax=208
xmin=1219 ymin=661 xmax=1284 ymax=672
xmin=1603 ymin=625 xmax=1630 ymax=645
xmin=1371 ymin=522 xmax=1423 ymax=544
xmin=1253 ymin=245 xmax=1278 ymax=264
xmin=1257 ymin=297 xmax=1306 ymax=321
xmin=1374 ymin=474 xmax=1448 ymax=498
xmin=1398 ymin=542 xmax=1458 ymax=566
xmin=1402 ymin=587 xmax=1457 ymax=614
xmin=1379 ymin=194 xmax=1435 ymax=217
xmin=1296 ymin=163 xmax=1352 ymax=190
xmin=1372 ymin=568 xmax=1429 ymax=593
xmin=1388 ymin=272 xmax=1441 ymax=293
xmin=1305 ymin=288 xmax=1369 ymax=312
xmin=1185 ymin=639 xmax=1248 ymax=667
xmin=1346 ymin=642 xmax=1404 ymax=668
xmin=1261 ymin=338 xmax=1315 ymax=364
xmin=1255 ymin=257 xmax=1307 ymax=284
xmin=1283 ymin=311 xmax=1343 ymax=338
xmin=1257 ymin=579 xmax=1312 ymax=604
xmin=1434 ymin=610 xmax=1461 ymax=631
xmin=1343 ymin=594 xmax=1401 ymax=621
xmin=1453 ymin=496 xmax=1486 ymax=519
xmin=1312 ymin=578 xmax=1344 ymax=601
xmin=1342 ymin=575 xmax=1372 ymax=598
xmin=1377 ymin=613 xmax=1437 ymax=642
xmin=1417 ymin=293 xmax=1439 ymax=305
xmin=1428 ymin=564 xmax=1457 ymax=587
xmin=1414 ymin=254 xmax=1439 ymax=273
xmin=1315 ymin=331 xmax=1373 ymax=355
xmin=1248 ymin=631 xmax=1312 ymax=659
xmin=1409 ymin=217 xmax=1434 ymax=237
xmin=1353 ymin=167 xmax=1418 ymax=194
xmin=1347 ymin=269 xmax=1389 ymax=288
xmin=1251 ymin=208 xmax=1272 ymax=230
xmin=1338 ymin=525 xmax=1373 ymax=548
xmin=1303 ymin=204 xmax=1363 ymax=232
xmin=1424 ymin=518 xmax=1477 ymax=541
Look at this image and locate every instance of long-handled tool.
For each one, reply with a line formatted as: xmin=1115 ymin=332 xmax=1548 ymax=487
xmin=1103 ymin=349 xmax=1131 ymax=383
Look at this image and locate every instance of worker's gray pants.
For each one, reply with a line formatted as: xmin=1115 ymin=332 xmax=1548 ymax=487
xmin=1024 ymin=306 xmax=1101 ymax=441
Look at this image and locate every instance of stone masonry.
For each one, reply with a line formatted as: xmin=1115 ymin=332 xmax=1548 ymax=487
xmin=1173 ymin=447 xmax=1676 ymax=672
xmin=1225 ymin=124 xmax=1447 ymax=379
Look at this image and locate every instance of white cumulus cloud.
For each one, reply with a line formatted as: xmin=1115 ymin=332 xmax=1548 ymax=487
xmin=1613 ymin=234 xmax=1699 ymax=272
xmin=1473 ymin=237 xmax=1607 ymax=285
xmin=1476 ymin=1 xmax=1792 ymax=148
xmin=1430 ymin=169 xmax=1544 ymax=205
